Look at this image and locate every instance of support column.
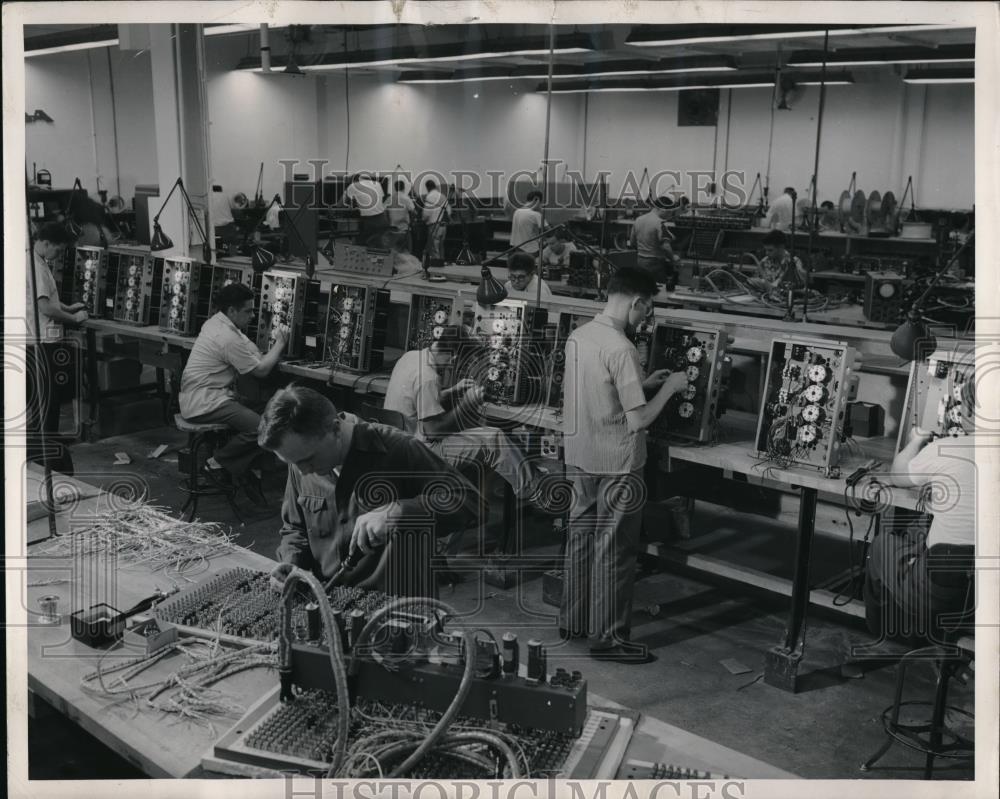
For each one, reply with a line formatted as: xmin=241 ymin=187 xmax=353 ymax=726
xmin=146 ymin=24 xmax=214 ymax=261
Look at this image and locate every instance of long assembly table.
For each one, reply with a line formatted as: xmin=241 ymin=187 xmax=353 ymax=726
xmin=21 ymin=465 xmax=795 ymax=779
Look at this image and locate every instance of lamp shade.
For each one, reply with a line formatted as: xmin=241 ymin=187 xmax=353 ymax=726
xmin=150 ymin=221 xmax=173 ymax=251
xmin=890 ymin=309 xmax=935 ymax=362
xmin=477 ymin=265 xmax=508 ymax=306
xmin=250 ymin=243 xmax=276 ymax=273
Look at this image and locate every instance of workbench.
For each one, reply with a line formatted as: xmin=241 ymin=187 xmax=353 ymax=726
xmin=480 ymin=403 xmax=922 ymax=692
xmin=21 ymin=465 xmax=795 ymax=779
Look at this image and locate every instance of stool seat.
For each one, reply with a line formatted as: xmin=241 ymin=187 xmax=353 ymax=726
xmin=175 ymin=414 xmax=230 ymax=434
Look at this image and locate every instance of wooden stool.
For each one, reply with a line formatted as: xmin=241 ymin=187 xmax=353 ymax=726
xmin=861 ymin=634 xmax=975 ymax=778
xmin=174 ymin=414 xmax=245 ymax=526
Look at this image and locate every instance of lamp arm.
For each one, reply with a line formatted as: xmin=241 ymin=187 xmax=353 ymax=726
xmin=242 ymin=195 xmax=282 ymax=247
xmin=909 ymin=230 xmax=975 ymax=311
xmin=152 ymin=177 xmax=183 ymax=223
xmin=482 ymin=224 xmax=557 ymax=266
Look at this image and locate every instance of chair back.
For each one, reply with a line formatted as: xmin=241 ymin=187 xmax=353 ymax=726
xmin=359 ymin=403 xmax=407 ymax=432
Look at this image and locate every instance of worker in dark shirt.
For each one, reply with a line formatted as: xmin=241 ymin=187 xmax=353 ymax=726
xmin=260 ymin=385 xmax=482 ymax=592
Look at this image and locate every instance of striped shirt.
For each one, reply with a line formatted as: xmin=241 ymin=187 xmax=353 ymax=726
xmin=562 ymin=314 xmax=648 ymax=474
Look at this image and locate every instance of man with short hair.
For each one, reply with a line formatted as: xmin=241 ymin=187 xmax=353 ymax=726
xmin=540 ymin=228 xmax=577 ymax=271
xmin=510 ymin=190 xmax=544 ymax=254
xmin=384 ymin=326 xmax=557 ymax=511
xmin=261 ymin=385 xmax=481 ymax=590
xmin=179 ymin=282 xmax=287 ymax=502
xmin=421 ymin=180 xmax=450 ymax=260
xmin=863 ymin=378 xmax=977 ymax=645
xmin=757 ymin=229 xmax=807 ymax=289
xmin=386 ymin=179 xmax=415 ymax=253
xmin=345 ymin=172 xmax=389 ymax=246
xmin=504 ymin=250 xmax=554 ymax=302
xmin=26 ymin=222 xmax=89 ymax=474
xmin=765 ymin=186 xmax=798 ymax=231
xmin=628 ymin=196 xmax=681 ymax=289
xmin=561 ymin=266 xmax=691 ymax=662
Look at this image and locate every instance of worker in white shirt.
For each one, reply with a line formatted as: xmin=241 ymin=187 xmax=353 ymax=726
xmin=504 ymin=250 xmax=554 ymax=302
xmin=345 ymin=172 xmax=389 ymax=246
xmin=386 ymin=180 xmax=416 ymax=253
xmin=421 ymin=180 xmax=450 ymax=260
xmin=540 ymin=228 xmax=577 ymax=272
xmin=765 ymin=187 xmax=799 ymax=231
xmin=510 ymin=190 xmax=544 ymax=254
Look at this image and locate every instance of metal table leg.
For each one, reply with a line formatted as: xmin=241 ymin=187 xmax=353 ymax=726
xmin=84 ymin=326 xmax=100 ymax=442
xmin=764 ymin=485 xmax=818 ymax=692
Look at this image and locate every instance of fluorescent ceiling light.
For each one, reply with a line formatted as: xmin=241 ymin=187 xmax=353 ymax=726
xmin=299 ymin=48 xmax=590 ymax=71
xmin=796 ymin=79 xmax=853 ymax=85
xmin=627 ymin=25 xmax=965 ymax=47
xmin=903 ymin=76 xmax=973 ymax=84
xmin=25 ymin=38 xmax=119 ymax=57
xmin=204 ymin=24 xmax=266 ymax=36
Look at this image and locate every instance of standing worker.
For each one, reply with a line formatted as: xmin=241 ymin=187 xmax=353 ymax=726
xmin=26 ymin=223 xmax=89 ymax=475
xmin=179 ymin=282 xmax=287 ymax=504
xmin=345 ymin=172 xmax=390 ymax=246
xmin=510 ymin=190 xmax=544 ymax=254
xmin=421 ymin=180 xmax=451 ymax=260
xmin=386 ymin=179 xmax=416 ymax=253
xmin=628 ymin=196 xmax=681 ymax=289
xmin=560 ymin=266 xmax=690 ymax=663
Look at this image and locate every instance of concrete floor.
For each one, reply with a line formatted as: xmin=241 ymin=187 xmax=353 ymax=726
xmin=27 ymin=421 xmax=974 ymax=781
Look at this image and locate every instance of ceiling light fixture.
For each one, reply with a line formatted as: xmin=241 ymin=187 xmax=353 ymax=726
xmin=237 ymin=33 xmax=598 ymax=73
xmin=25 ymin=38 xmax=119 ymax=57
xmin=626 ymin=24 xmax=967 ymax=47
xmin=539 ymin=76 xmax=778 ymax=94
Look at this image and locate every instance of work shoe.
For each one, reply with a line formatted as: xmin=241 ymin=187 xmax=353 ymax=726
xmin=589 ymin=640 xmax=656 ymax=665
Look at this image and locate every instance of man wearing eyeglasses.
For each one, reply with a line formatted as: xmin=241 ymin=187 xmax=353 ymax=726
xmin=560 ymin=266 xmax=689 ymax=663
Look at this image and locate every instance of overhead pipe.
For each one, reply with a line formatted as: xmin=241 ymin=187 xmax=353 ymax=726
xmin=260 ymin=24 xmax=271 ymax=73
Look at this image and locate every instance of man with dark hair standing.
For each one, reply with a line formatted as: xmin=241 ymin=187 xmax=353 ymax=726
xmin=179 ymin=282 xmax=286 ymax=502
xmin=628 ymin=196 xmax=681 ymax=289
xmin=561 ymin=266 xmax=690 ymax=662
xmin=26 ymin=222 xmax=88 ymax=474
xmin=260 ymin=385 xmax=481 ymax=591
xmin=510 ymin=190 xmax=544 ymax=254
xmin=766 ymin=186 xmax=798 ymax=231
xmin=345 ymin=172 xmax=390 ymax=246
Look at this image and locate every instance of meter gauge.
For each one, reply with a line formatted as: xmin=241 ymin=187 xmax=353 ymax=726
xmin=677 ymin=402 xmax=695 ymax=419
xmin=802 ymin=384 xmax=826 ymax=404
xmin=686 ymin=346 xmax=704 ymax=364
xmin=431 ymin=325 xmax=444 ymax=340
xmin=433 ymin=309 xmax=448 ymax=325
xmin=685 ymin=365 xmax=700 ymax=382
xmin=487 ymin=367 xmax=501 ymax=382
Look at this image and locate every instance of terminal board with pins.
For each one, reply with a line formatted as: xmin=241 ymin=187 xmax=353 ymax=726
xmin=72 ymin=246 xmax=111 ymax=317
xmin=896 ymin=346 xmax=975 ymax=454
xmin=257 ymin=270 xmax=318 ymax=358
xmin=324 ymin=280 xmax=391 ymax=373
xmin=109 ymin=245 xmax=163 ymax=326
xmin=332 ymin=242 xmax=397 ymax=278
xmin=405 ymin=291 xmax=467 ymax=351
xmin=545 ymin=307 xmax=596 ymax=409
xmin=646 ymin=322 xmax=730 ymax=443
xmin=755 ymin=338 xmax=861 ymax=477
xmin=158 ymin=257 xmax=203 ymax=334
xmin=469 ymin=300 xmax=549 ymax=406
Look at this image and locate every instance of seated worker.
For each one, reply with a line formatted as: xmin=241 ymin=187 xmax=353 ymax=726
xmin=510 ymin=190 xmax=544 ymax=254
xmin=755 ymin=229 xmax=807 ymax=289
xmin=262 ymin=385 xmax=481 ymax=591
xmin=504 ymin=250 xmax=555 ymax=301
xmin=628 ymin=196 xmax=681 ymax=289
xmin=560 ymin=266 xmax=691 ymax=663
xmin=540 ymin=228 xmax=577 ymax=271
xmin=818 ymin=200 xmax=840 ymax=231
xmin=863 ymin=379 xmax=977 ymax=646
xmin=179 ymin=282 xmax=287 ymax=504
xmin=384 ymin=325 xmax=559 ymax=511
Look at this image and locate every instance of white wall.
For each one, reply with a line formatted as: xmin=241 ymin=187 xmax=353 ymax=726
xmin=25 ymin=35 xmax=975 ymax=211
xmin=25 ymin=46 xmax=157 ymax=201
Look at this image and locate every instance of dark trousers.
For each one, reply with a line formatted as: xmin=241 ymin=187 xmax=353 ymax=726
xmin=186 ymin=398 xmax=264 ymax=479
xmin=560 ymin=468 xmax=645 ymax=646
xmin=26 ymin=342 xmax=79 ymax=475
xmin=863 ymin=525 xmax=974 ymax=644
xmin=637 ymin=256 xmax=676 ymax=288
xmin=357 ymin=211 xmax=391 ymax=246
